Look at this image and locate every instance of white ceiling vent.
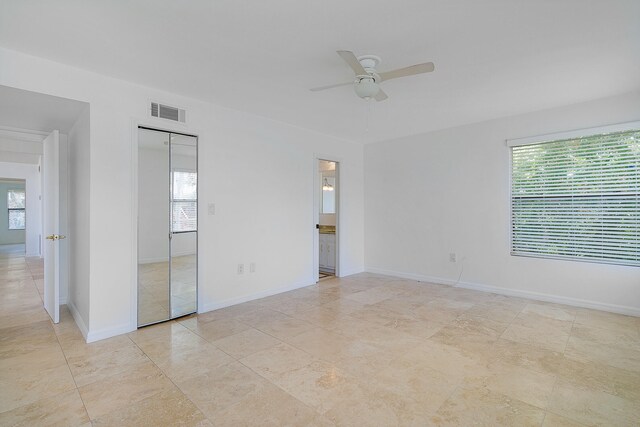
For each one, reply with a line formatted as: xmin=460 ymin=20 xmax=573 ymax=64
xmin=150 ymin=102 xmax=186 ymax=123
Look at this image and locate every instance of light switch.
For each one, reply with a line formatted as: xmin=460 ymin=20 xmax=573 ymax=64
xmin=208 ymin=203 xmax=215 ymax=215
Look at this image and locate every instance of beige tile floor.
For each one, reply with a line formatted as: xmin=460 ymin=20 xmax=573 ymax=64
xmin=1 ymin=251 xmax=640 ymax=426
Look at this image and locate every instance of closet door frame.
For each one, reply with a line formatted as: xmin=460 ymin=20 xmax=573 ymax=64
xmin=132 ymin=123 xmax=199 ymax=330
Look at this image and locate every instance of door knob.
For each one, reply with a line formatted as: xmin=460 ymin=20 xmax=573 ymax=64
xmin=46 ymin=234 xmax=66 ymax=241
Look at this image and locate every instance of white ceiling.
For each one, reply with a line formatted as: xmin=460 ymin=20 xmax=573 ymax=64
xmin=1 ymin=1 xmax=638 ymax=143
xmin=0 ymin=85 xmax=87 ymax=133
xmin=0 ymin=85 xmax=87 ymax=164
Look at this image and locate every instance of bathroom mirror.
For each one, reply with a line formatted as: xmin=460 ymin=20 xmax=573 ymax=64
xmin=321 ymin=173 xmax=335 ymax=214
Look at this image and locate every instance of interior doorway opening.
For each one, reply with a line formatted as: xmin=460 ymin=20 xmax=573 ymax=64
xmin=0 ymin=178 xmax=27 ymax=255
xmin=317 ymin=159 xmax=338 ymax=281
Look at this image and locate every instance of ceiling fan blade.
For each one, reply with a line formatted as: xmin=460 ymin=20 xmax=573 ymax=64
xmin=337 ymin=50 xmax=367 ymax=76
xmin=378 ymin=62 xmax=435 ymax=82
xmin=309 ymin=81 xmax=353 ymax=92
xmin=374 ymin=88 xmax=388 ymax=102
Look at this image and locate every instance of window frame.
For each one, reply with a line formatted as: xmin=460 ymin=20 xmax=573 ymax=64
xmin=506 ymin=121 xmax=640 ymax=267
xmin=171 ymin=168 xmax=197 ymax=233
xmin=7 ymin=188 xmax=26 ymax=231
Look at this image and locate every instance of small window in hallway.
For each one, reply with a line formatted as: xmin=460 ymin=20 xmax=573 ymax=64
xmin=7 ymin=189 xmax=25 ymax=230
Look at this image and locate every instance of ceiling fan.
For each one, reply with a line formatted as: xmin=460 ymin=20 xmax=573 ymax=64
xmin=310 ymin=50 xmax=435 ymax=101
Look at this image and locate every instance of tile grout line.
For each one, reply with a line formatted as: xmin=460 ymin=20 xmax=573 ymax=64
xmin=123 ymin=322 xmax=218 ymax=425
xmin=31 ymin=256 xmax=92 ymax=426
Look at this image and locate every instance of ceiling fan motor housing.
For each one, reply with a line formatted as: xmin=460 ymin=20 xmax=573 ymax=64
xmin=357 ymin=55 xmax=381 ymax=70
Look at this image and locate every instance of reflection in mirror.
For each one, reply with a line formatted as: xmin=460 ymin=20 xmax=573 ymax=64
xmin=137 ymin=129 xmax=198 ymax=327
xmin=322 ymin=176 xmax=335 ymax=213
xmin=137 ymin=128 xmax=170 ymax=326
xmin=319 ymin=160 xmax=336 ymax=214
xmin=170 ymin=134 xmax=197 ymax=318
xmin=171 ymin=239 xmax=196 ymax=317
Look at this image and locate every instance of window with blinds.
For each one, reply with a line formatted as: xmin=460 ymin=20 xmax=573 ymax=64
xmin=7 ymin=189 xmax=26 ymax=230
xmin=510 ymin=128 xmax=639 ymax=266
xmin=172 ymin=170 xmax=197 ymax=232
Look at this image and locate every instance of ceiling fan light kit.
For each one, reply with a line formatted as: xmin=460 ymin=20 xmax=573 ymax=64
xmin=354 ymin=77 xmax=380 ymax=100
xmin=310 ymin=50 xmax=434 ymax=102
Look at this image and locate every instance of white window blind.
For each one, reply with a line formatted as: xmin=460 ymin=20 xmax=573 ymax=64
xmin=7 ymin=189 xmax=26 ymax=230
xmin=172 ymin=170 xmax=197 ymax=232
xmin=510 ymin=129 xmax=640 ymax=266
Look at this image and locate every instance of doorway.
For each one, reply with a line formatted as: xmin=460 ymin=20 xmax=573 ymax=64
xmin=137 ymin=127 xmax=198 ymax=327
xmin=0 ymin=178 xmax=26 ymax=255
xmin=317 ymin=159 xmax=338 ymax=281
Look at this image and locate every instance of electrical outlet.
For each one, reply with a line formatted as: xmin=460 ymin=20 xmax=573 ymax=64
xmin=449 ymin=253 xmax=457 ymax=263
xmin=208 ymin=203 xmax=216 ymax=215
xmin=237 ymin=263 xmax=244 ymax=274
xmin=250 ymin=262 xmax=256 ymax=273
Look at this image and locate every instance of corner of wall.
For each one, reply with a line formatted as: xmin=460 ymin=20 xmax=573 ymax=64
xmin=66 ymin=299 xmax=89 ymax=340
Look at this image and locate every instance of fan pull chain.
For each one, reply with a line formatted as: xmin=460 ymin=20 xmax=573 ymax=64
xmin=365 ymin=101 xmax=371 ymax=133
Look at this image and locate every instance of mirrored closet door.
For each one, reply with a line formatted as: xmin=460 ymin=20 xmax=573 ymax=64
xmin=137 ymin=127 xmax=197 ymax=327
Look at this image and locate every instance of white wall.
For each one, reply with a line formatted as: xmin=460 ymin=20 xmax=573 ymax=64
xmin=67 ymin=105 xmax=90 ymax=334
xmin=0 ymin=161 xmax=41 ymax=257
xmin=0 ymin=47 xmax=365 ymax=341
xmin=365 ymin=91 xmax=640 ymax=315
xmin=200 ymin=109 xmax=365 ymax=307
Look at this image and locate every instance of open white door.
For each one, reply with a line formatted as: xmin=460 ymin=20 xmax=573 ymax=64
xmin=43 ymin=130 xmax=61 ymax=323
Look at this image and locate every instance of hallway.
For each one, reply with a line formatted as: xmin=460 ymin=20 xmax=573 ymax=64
xmin=0 ymin=252 xmax=90 ymax=425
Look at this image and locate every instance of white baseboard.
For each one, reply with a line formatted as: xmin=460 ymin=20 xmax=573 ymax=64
xmin=365 ymin=267 xmax=458 ymax=286
xmin=365 ymin=267 xmax=640 ymax=317
xmin=199 ymin=279 xmax=314 ymax=314
xmin=86 ymin=322 xmax=135 ymax=343
xmin=67 ymin=300 xmax=88 ymax=340
xmin=338 ymin=267 xmax=365 ymax=278
xmin=455 ymin=280 xmax=640 ymax=317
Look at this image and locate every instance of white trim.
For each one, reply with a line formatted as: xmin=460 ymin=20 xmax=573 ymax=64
xmin=0 ymin=125 xmax=48 ymax=142
xmin=455 ymin=280 xmax=640 ymax=317
xmin=507 ymin=142 xmax=514 ymax=253
xmin=67 ymin=299 xmax=88 ymax=340
xmin=130 ymin=119 xmax=139 ymax=332
xmin=365 ymin=267 xmax=640 ymax=317
xmin=200 ymin=279 xmax=313 ymax=314
xmin=312 ymin=156 xmax=319 ymax=284
xmin=338 ymin=267 xmax=365 ymax=278
xmin=365 ymin=267 xmax=458 ymax=285
xmin=86 ymin=322 xmax=135 ymax=343
xmin=506 ymin=120 xmax=640 ymax=147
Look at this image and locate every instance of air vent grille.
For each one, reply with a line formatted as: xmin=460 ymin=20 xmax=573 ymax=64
xmin=150 ymin=102 xmax=186 ymax=123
